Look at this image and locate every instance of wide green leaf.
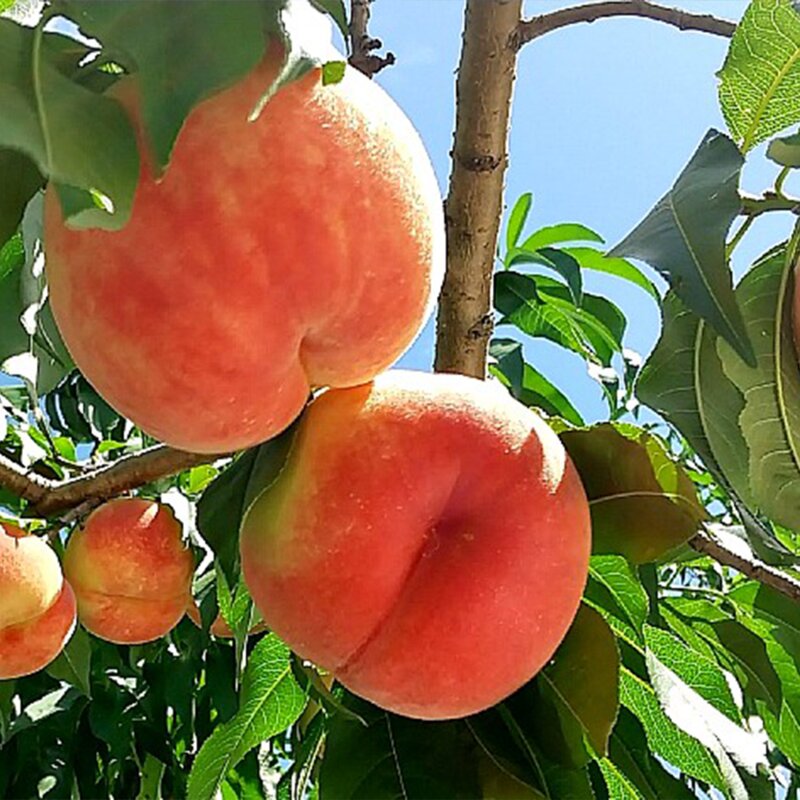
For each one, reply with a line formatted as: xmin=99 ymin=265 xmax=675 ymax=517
xmin=187 ymin=635 xmax=307 ymax=800
xmin=539 ymin=605 xmax=619 ymax=759
xmin=57 ymin=0 xmax=268 ymax=172
xmin=645 ymin=649 xmax=766 ymax=798
xmin=587 ymin=555 xmax=649 ymax=643
xmin=560 ymin=424 xmax=707 ymax=563
xmin=718 ymin=240 xmax=800 ymax=528
xmin=767 ymin=129 xmax=800 ymax=166
xmin=596 ymin=759 xmax=642 ymax=800
xmin=45 ymin=625 xmax=91 ymax=697
xmin=609 ymin=129 xmax=754 ymax=365
xmin=718 ymin=0 xmax=800 ymax=152
xmin=620 ymin=668 xmax=725 ymax=792
xmin=0 ymin=19 xmax=138 ymax=228
xmin=644 ymin=626 xmax=740 ymax=722
xmin=608 ymin=708 xmax=696 ymax=800
xmin=319 ymin=697 xmax=481 ymax=799
xmin=0 ymin=148 xmax=43 ymax=245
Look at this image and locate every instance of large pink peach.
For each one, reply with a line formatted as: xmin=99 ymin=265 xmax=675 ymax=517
xmin=240 ymin=371 xmax=591 ymax=720
xmin=44 ymin=43 xmax=444 ymax=454
xmin=63 ymin=499 xmax=194 ymax=644
xmin=0 ymin=525 xmax=77 ymax=679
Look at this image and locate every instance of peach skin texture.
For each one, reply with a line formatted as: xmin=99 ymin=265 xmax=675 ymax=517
xmin=64 ymin=499 xmax=194 ymax=644
xmin=0 ymin=525 xmax=77 ymax=679
xmin=44 ymin=45 xmax=445 ymax=454
xmin=240 ymin=371 xmax=591 ymax=720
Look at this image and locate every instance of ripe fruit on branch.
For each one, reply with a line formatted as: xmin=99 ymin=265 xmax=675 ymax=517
xmin=240 ymin=371 xmax=591 ymax=720
xmin=0 ymin=525 xmax=77 ymax=679
xmin=44 ymin=44 xmax=444 ymax=454
xmin=64 ymin=499 xmax=194 ymax=644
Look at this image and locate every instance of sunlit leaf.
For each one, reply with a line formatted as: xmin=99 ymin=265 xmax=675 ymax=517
xmin=609 ymin=129 xmax=753 ymax=365
xmin=718 ymin=0 xmax=800 ymax=152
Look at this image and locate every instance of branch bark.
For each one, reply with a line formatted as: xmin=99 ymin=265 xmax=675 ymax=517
xmin=516 ymin=0 xmax=735 ymax=48
xmin=348 ymin=0 xmax=395 ymax=78
xmin=0 ymin=446 xmax=220 ymax=519
xmin=690 ymin=532 xmax=800 ymax=603
xmin=434 ymin=0 xmax=522 ymax=378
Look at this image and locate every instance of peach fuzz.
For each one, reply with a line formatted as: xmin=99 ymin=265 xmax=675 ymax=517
xmin=64 ymin=499 xmax=194 ymax=644
xmin=0 ymin=525 xmax=77 ymax=679
xmin=44 ymin=43 xmax=444 ymax=454
xmin=240 ymin=371 xmax=591 ymax=720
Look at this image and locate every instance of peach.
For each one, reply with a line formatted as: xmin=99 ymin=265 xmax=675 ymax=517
xmin=44 ymin=43 xmax=444 ymax=454
xmin=0 ymin=525 xmax=77 ymax=679
xmin=64 ymin=499 xmax=194 ymax=644
xmin=240 ymin=371 xmax=591 ymax=720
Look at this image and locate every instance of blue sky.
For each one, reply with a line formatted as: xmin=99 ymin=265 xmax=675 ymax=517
xmin=362 ymin=0 xmax=799 ymax=422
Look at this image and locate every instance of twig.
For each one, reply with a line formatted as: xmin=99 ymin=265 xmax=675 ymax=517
xmin=348 ymin=0 xmax=395 ymax=78
xmin=690 ymin=532 xmax=800 ymax=603
xmin=0 ymin=446 xmax=221 ymax=518
xmin=434 ymin=0 xmax=522 ymax=378
xmin=515 ymin=1 xmax=735 ymax=49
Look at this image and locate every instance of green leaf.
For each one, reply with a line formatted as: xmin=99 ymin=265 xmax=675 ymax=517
xmin=196 ymin=423 xmax=297 ymax=585
xmin=319 ymin=697 xmax=481 ymax=799
xmin=0 ymin=20 xmax=138 ymax=228
xmin=596 ymin=759 xmax=642 ymax=800
xmin=767 ymin=129 xmax=800 ymax=166
xmin=588 ymin=555 xmax=649 ymax=642
xmin=718 ymin=0 xmax=800 ymax=152
xmin=637 ymin=292 xmax=754 ymax=508
xmin=0 ymin=149 xmax=43 ymax=245
xmin=662 ymin=598 xmax=783 ymax=716
xmin=45 ymin=625 xmax=91 ymax=697
xmin=57 ymin=0 xmax=268 ymax=173
xmin=608 ymin=708 xmax=696 ymax=800
xmin=495 ymin=272 xmax=625 ymax=366
xmin=489 ymin=339 xmax=584 ymax=426
xmin=560 ymin=424 xmax=707 ymax=563
xmin=521 ymin=222 xmax=604 ymax=251
xmin=620 ymin=668 xmax=725 ymax=792
xmin=717 ymin=239 xmax=800 ymax=528
xmin=6 ymin=685 xmax=86 ymax=741
xmin=729 ymin=581 xmax=800 ymax=764
xmin=539 ymin=605 xmax=620 ymax=759
xmin=322 ymin=59 xmax=346 ymax=85
xmin=644 ymin=626 xmax=740 ymax=722
xmin=645 ymin=650 xmax=766 ymax=798
xmin=609 ymin=129 xmax=754 ymax=366
xmin=310 ymin=0 xmax=349 ymax=43
xmin=562 ymin=247 xmax=660 ymax=303
xmin=506 ymin=192 xmax=533 ymax=254
xmin=187 ymin=634 xmax=307 ymax=800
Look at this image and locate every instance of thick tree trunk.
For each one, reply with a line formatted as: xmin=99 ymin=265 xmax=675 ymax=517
xmin=434 ymin=0 xmax=522 ymax=378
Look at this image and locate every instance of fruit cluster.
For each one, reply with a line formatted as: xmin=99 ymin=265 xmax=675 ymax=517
xmin=2 ymin=43 xmax=590 ymax=719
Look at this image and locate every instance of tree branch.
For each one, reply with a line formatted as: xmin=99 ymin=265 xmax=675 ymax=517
xmin=516 ymin=0 xmax=735 ymax=48
xmin=690 ymin=532 xmax=800 ymax=603
xmin=434 ymin=0 xmax=522 ymax=378
xmin=348 ymin=0 xmax=395 ymax=78
xmin=0 ymin=446 xmax=220 ymax=519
